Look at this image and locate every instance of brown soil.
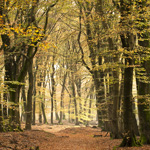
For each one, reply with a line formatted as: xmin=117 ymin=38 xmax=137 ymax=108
xmin=0 ymin=124 xmax=150 ymax=150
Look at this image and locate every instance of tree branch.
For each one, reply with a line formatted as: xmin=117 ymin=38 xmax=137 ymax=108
xmin=77 ymin=6 xmax=92 ymax=74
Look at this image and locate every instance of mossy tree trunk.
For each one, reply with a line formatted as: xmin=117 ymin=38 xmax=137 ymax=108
xmin=107 ymin=29 xmax=122 ymax=139
xmin=137 ymin=52 xmax=150 ymax=144
xmin=120 ymin=62 xmax=136 ymax=147
xmin=21 ymin=83 xmax=27 ymax=122
xmin=111 ymin=70 xmax=122 ymax=138
xmin=119 ymin=0 xmax=140 ymax=146
xmin=136 ymin=0 xmax=150 ymax=144
xmin=138 ymin=80 xmax=150 ymax=144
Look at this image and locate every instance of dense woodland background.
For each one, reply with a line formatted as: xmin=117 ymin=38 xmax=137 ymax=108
xmin=0 ymin=0 xmax=150 ymax=148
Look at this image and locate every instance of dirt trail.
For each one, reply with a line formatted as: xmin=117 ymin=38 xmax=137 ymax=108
xmin=32 ymin=124 xmax=119 ymax=150
xmin=0 ymin=124 xmax=150 ymax=150
xmin=31 ymin=122 xmax=85 ymax=133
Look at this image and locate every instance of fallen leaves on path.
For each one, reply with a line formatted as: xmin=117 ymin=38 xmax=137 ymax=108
xmin=0 ymin=125 xmax=150 ymax=150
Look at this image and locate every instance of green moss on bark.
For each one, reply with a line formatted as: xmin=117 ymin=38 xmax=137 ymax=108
xmin=120 ymin=134 xmax=141 ymax=147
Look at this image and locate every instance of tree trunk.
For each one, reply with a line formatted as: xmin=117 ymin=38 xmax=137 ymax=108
xmin=120 ymin=61 xmax=136 ymax=146
xmin=22 ymin=84 xmax=27 ymax=122
xmin=3 ymin=93 xmax=8 ymax=121
xmin=0 ymin=91 xmax=3 ymax=132
xmin=8 ymin=86 xmax=21 ymax=130
xmin=137 ymin=36 xmax=150 ymax=144
xmin=32 ymin=59 xmax=37 ymax=125
xmin=41 ymin=73 xmax=47 ymax=124
xmin=59 ymin=72 xmax=67 ymax=124
xmin=68 ymin=97 xmax=71 ymax=123
xmin=87 ymin=94 xmax=93 ymax=125
xmin=39 ymin=101 xmax=42 ymax=124
xmin=32 ymin=71 xmax=36 ymax=125
xmin=49 ymin=56 xmax=57 ymax=124
xmin=136 ymin=0 xmax=150 ymax=144
xmin=76 ymin=78 xmax=82 ymax=118
xmin=25 ymin=57 xmax=33 ymax=130
xmin=71 ymin=74 xmax=79 ymax=125
xmin=93 ymin=70 xmax=105 ymax=128
xmin=32 ymin=93 xmax=36 ymax=125
xmin=119 ymin=0 xmax=141 ymax=146
xmin=50 ymin=95 xmax=54 ymax=124
xmin=138 ymin=81 xmax=150 ymax=144
xmin=54 ymin=99 xmax=59 ymax=121
xmin=41 ymin=100 xmax=47 ymax=124
xmin=111 ymin=70 xmax=122 ymax=138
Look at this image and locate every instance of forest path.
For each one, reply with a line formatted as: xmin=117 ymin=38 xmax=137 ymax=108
xmin=31 ymin=122 xmax=86 ymax=133
xmin=31 ymin=124 xmax=150 ymax=150
xmin=0 ymin=124 xmax=150 ymax=150
xmin=32 ymin=124 xmax=120 ymax=150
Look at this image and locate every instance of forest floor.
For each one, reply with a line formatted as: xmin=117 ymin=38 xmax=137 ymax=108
xmin=0 ymin=122 xmax=150 ymax=150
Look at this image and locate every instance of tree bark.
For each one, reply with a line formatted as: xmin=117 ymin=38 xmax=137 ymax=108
xmin=50 ymin=56 xmax=56 ymax=125
xmin=59 ymin=72 xmax=67 ymax=124
xmin=25 ymin=52 xmax=33 ymax=130
xmin=71 ymin=74 xmax=79 ymax=125
xmin=22 ymin=84 xmax=27 ymax=122
xmin=32 ymin=64 xmax=37 ymax=125
xmin=119 ymin=0 xmax=141 ymax=146
xmin=0 ymin=90 xmax=3 ymax=132
xmin=136 ymin=0 xmax=150 ymax=144
xmin=41 ymin=100 xmax=47 ymax=124
xmin=39 ymin=99 xmax=42 ymax=124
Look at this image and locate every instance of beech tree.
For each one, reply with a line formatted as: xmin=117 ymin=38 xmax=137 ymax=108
xmin=136 ymin=0 xmax=150 ymax=144
xmin=119 ymin=0 xmax=139 ymax=146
